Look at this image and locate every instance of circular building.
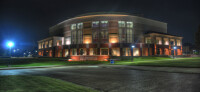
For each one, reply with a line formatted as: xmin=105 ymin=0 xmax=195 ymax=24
xmin=38 ymin=13 xmax=182 ymax=61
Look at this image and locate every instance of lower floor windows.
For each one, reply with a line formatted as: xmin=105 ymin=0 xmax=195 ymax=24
xmin=71 ymin=49 xmax=77 ymax=55
xmin=101 ymin=48 xmax=109 ymax=55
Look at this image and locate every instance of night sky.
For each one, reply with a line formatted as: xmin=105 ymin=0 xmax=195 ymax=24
xmin=0 ymin=0 xmax=200 ymax=49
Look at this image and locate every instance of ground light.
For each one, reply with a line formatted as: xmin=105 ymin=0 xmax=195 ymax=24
xmin=131 ymin=45 xmax=135 ymax=62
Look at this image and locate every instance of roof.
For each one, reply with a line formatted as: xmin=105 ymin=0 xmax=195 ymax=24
xmin=145 ymin=31 xmax=183 ymax=38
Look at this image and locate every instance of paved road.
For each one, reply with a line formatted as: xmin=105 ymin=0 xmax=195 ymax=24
xmin=0 ymin=66 xmax=200 ymax=92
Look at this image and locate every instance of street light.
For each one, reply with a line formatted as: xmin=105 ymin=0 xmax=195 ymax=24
xmin=131 ymin=45 xmax=135 ymax=62
xmin=6 ymin=41 xmax=14 ymax=57
xmin=173 ymin=46 xmax=177 ymax=59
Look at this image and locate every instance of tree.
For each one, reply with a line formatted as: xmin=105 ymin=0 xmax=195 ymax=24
xmin=195 ymin=25 xmax=200 ymax=52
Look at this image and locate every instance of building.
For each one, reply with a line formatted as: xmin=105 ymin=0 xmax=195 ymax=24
xmin=38 ymin=13 xmax=183 ymax=61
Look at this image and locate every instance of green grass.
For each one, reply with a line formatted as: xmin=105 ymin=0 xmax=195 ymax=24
xmin=0 ymin=57 xmax=200 ymax=68
xmin=114 ymin=57 xmax=200 ymax=68
xmin=0 ymin=75 xmax=98 ymax=92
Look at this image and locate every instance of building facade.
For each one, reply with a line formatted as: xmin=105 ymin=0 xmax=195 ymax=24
xmin=38 ymin=13 xmax=183 ymax=61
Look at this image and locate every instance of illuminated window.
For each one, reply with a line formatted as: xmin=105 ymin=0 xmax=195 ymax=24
xmin=77 ymin=30 xmax=82 ymax=44
xmin=118 ymin=21 xmax=125 ymax=27
xmin=127 ymin=29 xmax=133 ymax=43
xmin=77 ymin=23 xmax=83 ymax=29
xmin=56 ymin=40 xmax=62 ymax=46
xmin=92 ymin=29 xmax=99 ymax=43
xmin=92 ymin=21 xmax=99 ymax=27
xmin=156 ymin=37 xmax=162 ymax=45
xmin=164 ymin=38 xmax=169 ymax=45
xmin=101 ymin=21 xmax=108 ymax=27
xmin=90 ymin=48 xmax=97 ymax=55
xmin=119 ymin=29 xmax=126 ymax=43
xmin=127 ymin=21 xmax=133 ymax=28
xmin=101 ymin=48 xmax=108 ymax=55
xmin=145 ymin=37 xmax=151 ymax=44
xmin=71 ymin=31 xmax=76 ymax=44
xmin=65 ymin=49 xmax=69 ymax=57
xmin=100 ymin=29 xmax=108 ymax=43
xmin=71 ymin=24 xmax=76 ymax=30
xmin=65 ymin=38 xmax=71 ymax=45
xmin=170 ymin=39 xmax=175 ymax=45
xmin=38 ymin=43 xmax=42 ymax=49
xmin=112 ymin=48 xmax=120 ymax=56
xmin=45 ymin=41 xmax=48 ymax=48
xmin=72 ymin=49 xmax=77 ymax=55
xmin=177 ymin=40 xmax=181 ymax=46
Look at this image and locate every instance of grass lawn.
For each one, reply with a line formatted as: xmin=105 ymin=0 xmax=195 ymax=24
xmin=0 ymin=58 xmax=109 ymax=68
xmin=0 ymin=57 xmax=200 ymax=68
xmin=114 ymin=57 xmax=200 ymax=68
xmin=0 ymin=75 xmax=98 ymax=92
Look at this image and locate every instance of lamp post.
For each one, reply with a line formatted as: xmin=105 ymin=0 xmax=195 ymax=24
xmin=173 ymin=46 xmax=177 ymax=59
xmin=131 ymin=45 xmax=135 ymax=62
xmin=7 ymin=41 xmax=14 ymax=57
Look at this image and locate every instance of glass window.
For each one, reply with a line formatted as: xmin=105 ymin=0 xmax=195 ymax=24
xmin=49 ymin=40 xmax=52 ymax=47
xmin=170 ymin=39 xmax=175 ymax=45
xmin=127 ymin=21 xmax=133 ymax=28
xmin=145 ymin=37 xmax=151 ymax=44
xmin=177 ymin=40 xmax=181 ymax=46
xmin=71 ymin=31 xmax=76 ymax=44
xmin=71 ymin=24 xmax=76 ymax=30
xmin=127 ymin=29 xmax=133 ymax=43
xmin=156 ymin=37 xmax=162 ymax=45
xmin=77 ymin=30 xmax=82 ymax=44
xmin=56 ymin=40 xmax=62 ymax=46
xmin=118 ymin=21 xmax=125 ymax=27
xmin=101 ymin=21 xmax=108 ymax=27
xmin=164 ymin=38 xmax=169 ymax=45
xmin=92 ymin=21 xmax=99 ymax=27
xmin=101 ymin=48 xmax=108 ymax=55
xmin=72 ymin=49 xmax=77 ymax=55
xmin=77 ymin=23 xmax=83 ymax=29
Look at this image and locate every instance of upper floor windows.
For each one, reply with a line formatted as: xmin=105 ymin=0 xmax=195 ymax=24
xmin=127 ymin=22 xmax=133 ymax=28
xmin=156 ymin=37 xmax=162 ymax=45
xmin=145 ymin=37 xmax=152 ymax=44
xmin=118 ymin=21 xmax=126 ymax=27
xmin=77 ymin=23 xmax=83 ymax=29
xmin=177 ymin=40 xmax=181 ymax=46
xmin=92 ymin=21 xmax=99 ymax=27
xmin=71 ymin=24 xmax=76 ymax=30
xmin=164 ymin=38 xmax=169 ymax=45
xmin=101 ymin=21 xmax=108 ymax=27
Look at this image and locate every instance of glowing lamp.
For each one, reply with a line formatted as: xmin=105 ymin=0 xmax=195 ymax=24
xmin=173 ymin=47 xmax=177 ymax=49
xmin=7 ymin=41 xmax=14 ymax=48
xmin=132 ymin=45 xmax=135 ymax=48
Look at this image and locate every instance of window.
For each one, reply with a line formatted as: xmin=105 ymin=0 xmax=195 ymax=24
xmin=56 ymin=40 xmax=62 ymax=46
xmin=127 ymin=29 xmax=133 ymax=43
xmin=92 ymin=21 xmax=99 ymax=27
xmin=101 ymin=21 xmax=108 ymax=27
xmin=118 ymin=21 xmax=125 ymax=27
xmin=77 ymin=30 xmax=82 ymax=44
xmin=49 ymin=40 xmax=52 ymax=47
xmin=156 ymin=37 xmax=162 ymax=45
xmin=164 ymin=38 xmax=169 ymax=45
xmin=127 ymin=22 xmax=133 ymax=28
xmin=71 ymin=31 xmax=76 ymax=44
xmin=145 ymin=37 xmax=151 ymax=44
xmin=77 ymin=23 xmax=83 ymax=29
xmin=79 ymin=48 xmax=86 ymax=55
xmin=45 ymin=41 xmax=48 ymax=48
xmin=100 ymin=29 xmax=108 ymax=43
xmin=119 ymin=29 xmax=126 ymax=43
xmin=177 ymin=40 xmax=181 ymax=46
xmin=72 ymin=49 xmax=77 ymax=55
xmin=71 ymin=24 xmax=76 ymax=30
xmin=112 ymin=48 xmax=120 ymax=56
xmin=92 ymin=29 xmax=99 ymax=43
xmin=65 ymin=49 xmax=69 ymax=57
xmin=101 ymin=48 xmax=108 ymax=55
xmin=170 ymin=39 xmax=175 ymax=45
xmin=90 ymin=48 xmax=97 ymax=55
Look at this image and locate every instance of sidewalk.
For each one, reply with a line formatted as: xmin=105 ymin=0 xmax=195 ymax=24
xmin=0 ymin=65 xmax=65 ymax=70
xmin=100 ymin=65 xmax=200 ymax=74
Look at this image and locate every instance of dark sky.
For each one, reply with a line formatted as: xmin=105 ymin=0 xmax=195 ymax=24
xmin=0 ymin=0 xmax=200 ymax=49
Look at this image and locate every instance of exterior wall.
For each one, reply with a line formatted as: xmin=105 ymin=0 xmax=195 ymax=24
xmin=38 ymin=14 xmax=182 ymax=61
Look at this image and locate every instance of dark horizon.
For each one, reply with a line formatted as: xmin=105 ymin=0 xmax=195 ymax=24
xmin=0 ymin=0 xmax=200 ymax=49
